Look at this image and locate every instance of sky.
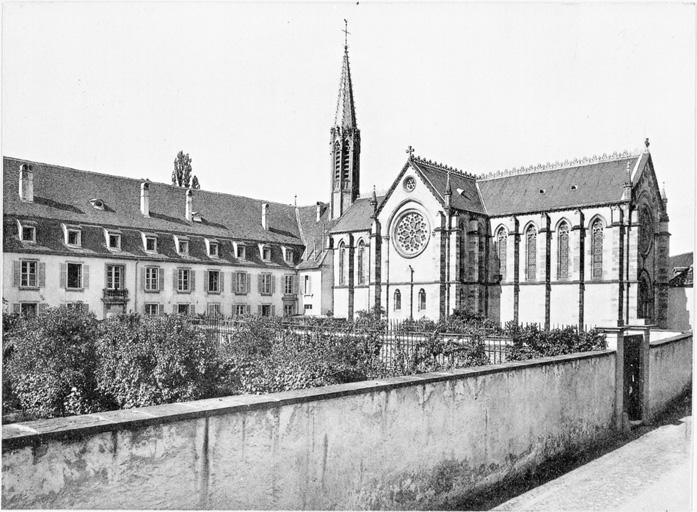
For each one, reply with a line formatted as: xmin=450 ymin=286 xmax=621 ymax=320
xmin=3 ymin=1 xmax=695 ymax=254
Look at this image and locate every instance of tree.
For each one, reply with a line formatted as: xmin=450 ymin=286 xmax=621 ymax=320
xmin=171 ymin=151 xmax=200 ymax=188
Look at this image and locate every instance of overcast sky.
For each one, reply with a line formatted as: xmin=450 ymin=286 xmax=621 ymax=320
xmin=3 ymin=2 xmax=695 ymax=254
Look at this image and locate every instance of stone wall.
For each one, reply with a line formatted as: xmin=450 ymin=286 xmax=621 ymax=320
xmin=647 ymin=333 xmax=693 ymax=420
xmin=3 ymin=352 xmax=617 ymax=510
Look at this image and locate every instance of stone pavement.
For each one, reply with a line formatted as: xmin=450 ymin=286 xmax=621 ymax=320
xmin=494 ymin=416 xmax=692 ymax=511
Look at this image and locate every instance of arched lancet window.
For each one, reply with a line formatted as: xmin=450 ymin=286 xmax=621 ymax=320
xmin=341 ymin=142 xmax=350 ymax=181
xmin=478 ymin=223 xmax=487 ymax=283
xmin=638 ymin=272 xmax=654 ymax=321
xmin=591 ymin=219 xmax=603 ymax=280
xmin=334 ymin=141 xmax=342 ymax=182
xmin=638 ymin=205 xmax=654 ymax=256
xmin=557 ymin=221 xmax=570 ymax=280
xmin=394 ymin=289 xmax=401 ymax=311
xmin=526 ymin=225 xmax=537 ymax=281
xmin=338 ymin=242 xmax=346 ymax=285
xmin=357 ymin=240 xmax=365 ymax=285
xmin=495 ymin=227 xmax=507 ymax=281
xmin=418 ymin=289 xmax=426 ymax=311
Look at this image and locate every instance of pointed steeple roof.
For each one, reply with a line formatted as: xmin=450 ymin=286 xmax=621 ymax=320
xmin=334 ymin=45 xmax=357 ymax=130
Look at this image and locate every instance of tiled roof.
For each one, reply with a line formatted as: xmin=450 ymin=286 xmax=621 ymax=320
xmin=477 ymin=155 xmax=639 ymax=216
xmin=411 ymin=159 xmax=486 ymax=214
xmin=329 ymin=196 xmax=383 ymax=234
xmin=670 ymin=252 xmax=693 ymax=269
xmin=4 ymin=157 xmax=304 ymax=246
xmin=669 ymin=266 xmax=693 ymax=287
xmin=294 ymin=202 xmax=335 ymax=269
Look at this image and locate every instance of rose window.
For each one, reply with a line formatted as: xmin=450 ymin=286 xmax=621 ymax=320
xmin=394 ymin=211 xmax=430 ymax=257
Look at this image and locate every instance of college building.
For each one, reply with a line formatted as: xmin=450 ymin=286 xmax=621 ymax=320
xmin=2 ymin=39 xmax=671 ymax=328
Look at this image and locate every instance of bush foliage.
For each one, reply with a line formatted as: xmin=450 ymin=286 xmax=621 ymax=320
xmin=504 ymin=324 xmax=606 ymax=361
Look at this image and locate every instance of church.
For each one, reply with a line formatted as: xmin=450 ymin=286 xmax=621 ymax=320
xmin=2 ymin=38 xmax=670 ymax=329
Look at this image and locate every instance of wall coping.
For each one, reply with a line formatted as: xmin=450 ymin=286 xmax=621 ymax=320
xmin=1 ymin=349 xmax=614 ymax=451
xmin=650 ymin=332 xmax=693 ymax=347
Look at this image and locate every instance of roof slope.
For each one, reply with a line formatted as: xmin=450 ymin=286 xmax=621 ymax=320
xmin=329 ymin=196 xmax=383 ymax=233
xmin=477 ymin=155 xmax=639 ymax=216
xmin=4 ymin=157 xmax=303 ymax=245
xmin=411 ymin=159 xmax=486 ymax=214
xmin=670 ymin=252 xmax=693 ymax=269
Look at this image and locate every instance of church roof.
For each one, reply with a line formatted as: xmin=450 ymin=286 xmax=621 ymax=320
xmin=477 ymin=153 xmax=640 ymax=216
xmin=670 ymin=252 xmax=693 ymax=269
xmin=329 ymin=195 xmax=383 ymax=234
xmin=3 ymin=156 xmax=304 ymax=246
xmin=411 ymin=158 xmax=486 ymax=214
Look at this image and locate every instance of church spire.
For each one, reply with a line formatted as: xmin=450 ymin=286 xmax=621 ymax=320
xmin=329 ymin=19 xmax=361 ymax=220
xmin=334 ymin=20 xmax=357 ymax=130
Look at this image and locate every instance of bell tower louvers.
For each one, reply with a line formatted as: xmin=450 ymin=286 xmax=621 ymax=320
xmin=329 ymin=39 xmax=361 ymax=220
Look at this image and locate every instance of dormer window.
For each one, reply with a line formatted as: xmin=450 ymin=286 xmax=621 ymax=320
xmin=236 ymin=244 xmax=246 ymax=260
xmin=174 ymin=235 xmax=189 ymax=256
xmin=205 ymin=239 xmax=219 ymax=258
xmin=18 ymin=221 xmax=36 ymax=243
xmin=62 ymin=225 xmax=82 ymax=247
xmin=141 ymin=233 xmax=158 ymax=253
xmin=282 ymin=246 xmax=294 ymax=264
xmin=90 ymin=198 xmax=105 ymax=210
xmin=259 ymin=244 xmax=272 ymax=262
xmin=105 ymin=230 xmax=121 ymax=250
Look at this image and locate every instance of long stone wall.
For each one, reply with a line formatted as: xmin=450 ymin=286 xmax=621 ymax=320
xmin=648 ymin=333 xmax=693 ymax=419
xmin=3 ymin=352 xmax=619 ymax=509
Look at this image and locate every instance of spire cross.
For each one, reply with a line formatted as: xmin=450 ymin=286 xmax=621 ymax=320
xmin=406 ymin=145 xmax=415 ymax=158
xmin=342 ymin=19 xmax=350 ymax=49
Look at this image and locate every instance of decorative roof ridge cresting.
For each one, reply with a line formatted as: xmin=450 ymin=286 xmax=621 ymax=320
xmin=411 ymin=155 xmax=478 ymax=180
xmin=476 ymin=150 xmax=640 ymax=181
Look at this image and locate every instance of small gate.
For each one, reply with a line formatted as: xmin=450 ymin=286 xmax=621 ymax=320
xmin=623 ymin=334 xmax=643 ymax=421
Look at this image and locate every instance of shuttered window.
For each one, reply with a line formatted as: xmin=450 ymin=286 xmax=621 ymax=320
xmin=66 ymin=263 xmax=87 ymax=289
xmin=144 ymin=267 xmax=161 ymax=292
xmin=259 ymin=273 xmax=273 ymax=295
xmin=235 ymin=272 xmax=249 ymax=295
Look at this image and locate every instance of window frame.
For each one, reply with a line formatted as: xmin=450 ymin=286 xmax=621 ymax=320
xmin=177 ymin=237 xmax=190 ymax=256
xmin=525 ymin=225 xmax=537 ymax=282
xmin=144 ymin=266 xmax=160 ymax=292
xmin=338 ymin=242 xmax=346 ymax=285
xmin=235 ymin=243 xmax=246 ymax=260
xmin=591 ymin=219 xmax=604 ymax=280
xmin=262 ymin=246 xmax=272 ymax=262
xmin=177 ymin=303 xmax=191 ymax=316
xmin=418 ymin=288 xmax=426 ymax=311
xmin=66 ymin=262 xmax=83 ymax=290
xmin=206 ymin=239 xmax=219 ymax=259
xmin=260 ymin=273 xmax=273 ymax=295
xmin=206 ymin=303 xmax=222 ymax=317
xmin=177 ymin=268 xmax=191 ymax=293
xmin=394 ymin=289 xmax=402 ymax=311
xmin=144 ymin=303 xmax=161 ymax=316
xmin=20 ymin=259 xmax=38 ymax=289
xmin=106 ymin=264 xmax=124 ymax=290
xmin=235 ymin=272 xmax=248 ymax=295
xmin=357 ymin=240 xmax=366 ymax=285
xmin=142 ymin=233 xmax=158 ymax=253
xmin=19 ymin=302 xmax=38 ymax=317
xmin=557 ymin=222 xmax=570 ymax=280
xmin=19 ymin=222 xmax=37 ymax=243
xmin=207 ymin=269 xmax=221 ymax=294
xmin=233 ymin=304 xmax=248 ymax=316
xmin=304 ymin=275 xmax=312 ymax=295
xmin=66 ymin=228 xmax=82 ymax=247
xmin=284 ymin=275 xmax=294 ymax=295
xmin=495 ymin=227 xmax=507 ymax=282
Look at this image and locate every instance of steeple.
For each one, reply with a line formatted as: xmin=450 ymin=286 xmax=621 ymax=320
xmin=329 ymin=19 xmax=361 ymax=220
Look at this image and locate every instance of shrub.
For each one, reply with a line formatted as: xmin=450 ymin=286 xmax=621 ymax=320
xmin=505 ymin=324 xmax=606 ymax=361
xmin=95 ymin=314 xmax=224 ymax=409
xmin=3 ymin=306 xmax=103 ymax=418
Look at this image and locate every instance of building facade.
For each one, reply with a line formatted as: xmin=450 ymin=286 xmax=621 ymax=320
xmin=2 ymin=39 xmax=671 ymax=328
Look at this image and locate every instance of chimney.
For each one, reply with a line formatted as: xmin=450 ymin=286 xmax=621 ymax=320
xmin=316 ymin=202 xmax=323 ymax=222
xmin=262 ymin=203 xmax=270 ymax=230
xmin=140 ymin=181 xmax=150 ymax=216
xmin=19 ymin=164 xmax=33 ymax=202
xmin=186 ymin=188 xmax=193 ymax=222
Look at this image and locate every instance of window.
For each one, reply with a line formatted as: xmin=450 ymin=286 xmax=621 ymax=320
xmin=208 ymin=241 xmax=219 ymax=258
xmin=145 ymin=267 xmax=160 ymax=292
xmin=304 ymin=275 xmax=312 ymax=295
xmin=108 ymin=233 xmax=121 ymax=250
xmin=557 ymin=222 xmax=570 ymax=280
xmin=207 ymin=303 xmax=221 ymax=317
xmin=338 ymin=243 xmax=346 ymax=285
xmin=394 ymin=289 xmax=401 ymax=311
xmin=20 ymin=303 xmax=38 ymax=317
xmin=236 ymin=244 xmax=246 ymax=259
xmin=234 ymin=304 xmax=249 ymax=316
xmin=262 ymin=247 xmax=271 ymax=261
xmin=526 ymin=225 xmax=537 ymax=281
xmin=235 ymin=272 xmax=248 ymax=294
xmin=106 ymin=265 xmax=124 ymax=290
xmin=177 ymin=268 xmax=191 ymax=292
xmin=67 ymin=229 xmax=81 ymax=246
xmin=20 ymin=225 xmax=36 ymax=242
xmin=259 ymin=273 xmax=273 ymax=295
xmin=145 ymin=236 xmax=157 ymax=252
xmin=591 ymin=219 xmax=604 ymax=280
xmin=357 ymin=241 xmax=366 ymax=285
xmin=67 ymin=263 xmax=83 ymax=289
xmin=178 ymin=239 xmax=189 ymax=256
xmin=418 ymin=289 xmax=426 ymax=311
xmin=66 ymin=302 xmax=87 ymax=311
xmin=283 ymin=304 xmax=295 ymax=317
xmin=304 ymin=304 xmax=313 ymax=312
xmin=284 ymin=249 xmax=294 ymax=264
xmin=260 ymin=304 xmax=272 ymax=317
xmin=207 ymin=270 xmax=221 ymax=293
xmin=495 ymin=227 xmax=507 ymax=281
xmin=284 ymin=275 xmax=294 ymax=295
xmin=20 ymin=260 xmax=38 ymax=288
xmin=144 ymin=303 xmax=161 ymax=316
xmin=177 ymin=304 xmax=191 ymax=315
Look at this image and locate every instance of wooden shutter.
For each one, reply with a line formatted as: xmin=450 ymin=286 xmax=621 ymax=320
xmin=39 ymin=303 xmax=47 ymax=315
xmin=245 ymin=305 xmax=251 ymax=315
xmin=271 ymin=275 xmax=276 ymax=295
xmin=158 ymin=304 xmax=164 ymax=315
xmin=245 ymin=272 xmax=250 ymax=294
xmin=12 ymin=304 xmax=20 ymax=314
xmin=204 ymin=271 xmax=209 ymax=292
xmin=83 ymin=265 xmax=89 ymax=289
xmin=39 ymin=263 xmax=46 ymax=288
xmin=158 ymin=268 xmax=164 ymax=291
xmin=220 ymin=272 xmax=224 ymax=292
xmin=173 ymin=304 xmax=178 ymax=314
xmin=191 ymin=270 xmax=196 ymax=291
xmin=257 ymin=274 xmax=263 ymax=294
xmin=271 ymin=305 xmax=276 ymax=317
xmin=258 ymin=305 xmax=263 ymax=315
xmin=293 ymin=275 xmax=298 ymax=294
xmin=13 ymin=261 xmax=20 ymax=287
xmin=60 ymin=263 xmax=67 ymax=289
xmin=173 ymin=269 xmax=178 ymax=291
xmin=141 ymin=267 xmax=146 ymax=291
xmin=82 ymin=303 xmax=89 ymax=313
